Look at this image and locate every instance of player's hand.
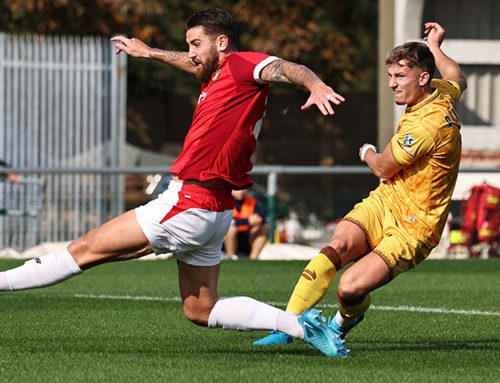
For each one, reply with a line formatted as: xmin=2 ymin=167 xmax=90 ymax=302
xmin=301 ymin=81 xmax=345 ymax=116
xmin=111 ymin=36 xmax=151 ymax=58
xmin=423 ymin=22 xmax=446 ymax=48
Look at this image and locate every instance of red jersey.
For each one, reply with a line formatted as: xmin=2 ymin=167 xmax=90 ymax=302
xmin=169 ymin=52 xmax=278 ymax=189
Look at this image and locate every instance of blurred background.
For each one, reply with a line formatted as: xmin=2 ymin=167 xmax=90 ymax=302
xmin=0 ymin=0 xmax=498 ymax=258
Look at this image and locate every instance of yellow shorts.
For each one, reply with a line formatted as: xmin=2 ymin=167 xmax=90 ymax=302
xmin=344 ymin=190 xmax=431 ymax=278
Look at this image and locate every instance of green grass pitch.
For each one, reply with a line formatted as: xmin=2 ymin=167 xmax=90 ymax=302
xmin=0 ymin=258 xmax=499 ymax=382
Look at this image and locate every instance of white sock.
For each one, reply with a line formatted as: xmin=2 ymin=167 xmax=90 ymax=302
xmin=208 ymin=296 xmax=281 ymax=331
xmin=334 ymin=310 xmax=357 ymax=328
xmin=0 ymin=248 xmax=82 ymax=291
xmin=276 ymin=311 xmax=304 ymax=339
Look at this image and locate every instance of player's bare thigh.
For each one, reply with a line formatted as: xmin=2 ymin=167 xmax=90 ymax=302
xmin=178 ymin=261 xmax=220 ymax=326
xmin=68 ymin=209 xmax=153 ymax=269
xmin=329 ymin=220 xmax=371 ymax=268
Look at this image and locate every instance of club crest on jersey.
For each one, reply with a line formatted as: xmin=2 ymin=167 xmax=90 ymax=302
xmin=403 ymin=134 xmax=415 ymax=147
xmin=212 ymin=69 xmax=222 ymax=81
xmin=198 ymin=91 xmax=208 ymax=103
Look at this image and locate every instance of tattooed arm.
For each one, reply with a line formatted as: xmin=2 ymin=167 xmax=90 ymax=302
xmin=260 ymin=59 xmax=345 ymax=115
xmin=111 ymin=36 xmax=195 ymax=74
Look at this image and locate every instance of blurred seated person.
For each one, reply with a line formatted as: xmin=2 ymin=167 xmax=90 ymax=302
xmin=0 ymin=160 xmax=22 ymax=184
xmin=224 ymin=189 xmax=269 ymax=260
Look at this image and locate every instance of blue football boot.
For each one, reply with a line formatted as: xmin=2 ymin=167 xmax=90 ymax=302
xmin=298 ymin=308 xmax=348 ymax=358
xmin=328 ymin=314 xmax=364 ymax=339
xmin=253 ymin=331 xmax=294 ymax=346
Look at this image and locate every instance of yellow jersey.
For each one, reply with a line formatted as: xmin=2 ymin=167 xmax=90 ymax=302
xmin=379 ymin=79 xmax=463 ymax=248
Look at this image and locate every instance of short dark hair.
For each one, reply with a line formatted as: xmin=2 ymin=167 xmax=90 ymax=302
xmin=385 ymin=42 xmax=436 ymax=77
xmin=186 ymin=8 xmax=238 ymax=48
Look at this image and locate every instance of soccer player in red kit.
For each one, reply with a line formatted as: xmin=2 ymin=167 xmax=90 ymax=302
xmin=0 ymin=8 xmax=347 ymax=357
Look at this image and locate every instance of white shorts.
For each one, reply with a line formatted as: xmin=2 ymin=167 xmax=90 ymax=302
xmin=135 ymin=180 xmax=234 ymax=266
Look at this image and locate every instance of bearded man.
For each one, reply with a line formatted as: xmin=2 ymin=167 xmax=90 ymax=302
xmin=0 ymin=8 xmax=348 ymax=357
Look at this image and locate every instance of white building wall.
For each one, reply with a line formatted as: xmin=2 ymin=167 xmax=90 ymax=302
xmin=392 ymin=0 xmax=500 ymax=151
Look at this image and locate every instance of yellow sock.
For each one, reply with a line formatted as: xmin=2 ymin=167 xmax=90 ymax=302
xmin=285 ymin=253 xmax=336 ymax=315
xmin=339 ymin=294 xmax=371 ymax=319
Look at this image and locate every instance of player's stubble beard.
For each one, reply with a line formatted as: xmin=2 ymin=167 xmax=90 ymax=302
xmin=196 ymin=45 xmax=220 ymax=84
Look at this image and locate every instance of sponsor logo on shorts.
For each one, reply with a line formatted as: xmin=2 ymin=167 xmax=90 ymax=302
xmin=408 ymin=215 xmax=416 ymax=223
xmin=301 ymin=269 xmax=317 ymax=281
xmin=35 ymin=258 xmax=41 ymax=264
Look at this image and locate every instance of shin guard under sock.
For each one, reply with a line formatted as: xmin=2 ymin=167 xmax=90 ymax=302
xmin=286 ymin=247 xmax=341 ymax=314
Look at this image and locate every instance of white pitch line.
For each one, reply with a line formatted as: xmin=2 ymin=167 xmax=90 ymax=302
xmin=368 ymin=304 xmax=500 ymax=317
xmin=74 ymin=293 xmax=181 ymax=302
xmin=73 ymin=294 xmax=500 ymax=317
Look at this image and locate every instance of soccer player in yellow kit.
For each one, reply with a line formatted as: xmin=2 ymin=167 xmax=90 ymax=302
xmin=254 ymin=22 xmax=467 ymax=354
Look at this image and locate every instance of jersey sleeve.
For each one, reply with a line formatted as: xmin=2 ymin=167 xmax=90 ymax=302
xmin=390 ymin=122 xmax=435 ymax=166
xmin=228 ymin=52 xmax=280 ymax=86
xmin=254 ymin=56 xmax=280 ymax=84
xmin=431 ymin=79 xmax=462 ymax=104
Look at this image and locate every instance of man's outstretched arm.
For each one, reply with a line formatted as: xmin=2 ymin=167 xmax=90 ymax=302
xmin=424 ymin=22 xmax=467 ymax=91
xmin=111 ymin=36 xmax=196 ymax=74
xmin=260 ymin=59 xmax=345 ymax=116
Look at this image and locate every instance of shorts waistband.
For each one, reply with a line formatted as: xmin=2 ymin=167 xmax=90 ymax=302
xmin=171 ymin=175 xmax=231 ymax=190
xmin=170 ymin=179 xmax=232 ymax=198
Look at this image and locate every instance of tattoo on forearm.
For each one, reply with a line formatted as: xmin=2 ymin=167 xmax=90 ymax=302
xmin=265 ymin=60 xmax=321 ymax=88
xmin=151 ymin=49 xmax=190 ymax=63
xmin=265 ymin=60 xmax=292 ymax=83
xmin=286 ymin=63 xmax=321 ymax=88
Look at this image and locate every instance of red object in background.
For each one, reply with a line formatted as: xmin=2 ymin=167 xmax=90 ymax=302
xmin=460 ymin=183 xmax=500 ymax=245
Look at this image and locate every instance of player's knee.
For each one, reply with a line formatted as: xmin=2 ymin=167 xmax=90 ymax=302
xmin=337 ymin=273 xmax=365 ymax=302
xmin=67 ymin=236 xmax=91 ymax=265
xmin=182 ymin=298 xmax=211 ymax=327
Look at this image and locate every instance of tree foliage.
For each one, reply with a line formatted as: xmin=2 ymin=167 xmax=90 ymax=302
xmin=1 ymin=0 xmax=377 ymax=95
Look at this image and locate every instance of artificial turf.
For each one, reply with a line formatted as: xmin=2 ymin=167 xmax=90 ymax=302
xmin=0 ymin=258 xmax=498 ymax=382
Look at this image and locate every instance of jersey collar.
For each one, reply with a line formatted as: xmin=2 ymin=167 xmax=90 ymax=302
xmin=405 ymin=87 xmax=439 ymax=113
